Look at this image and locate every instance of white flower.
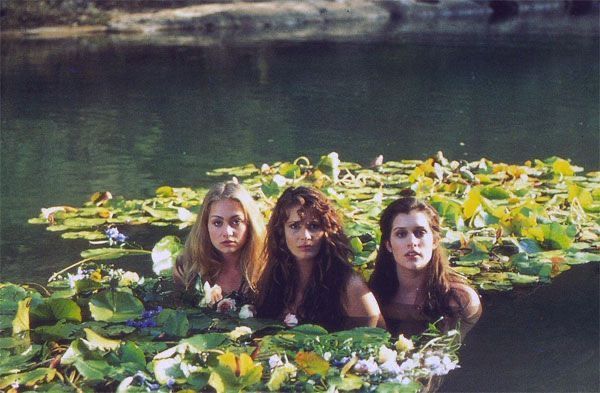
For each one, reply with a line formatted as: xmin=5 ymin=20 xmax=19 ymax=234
xmin=378 ymin=345 xmax=398 ymax=364
xmin=119 ymin=271 xmax=140 ymax=287
xmin=395 ymin=334 xmax=414 ymax=354
xmin=272 ymin=174 xmax=288 ymax=187
xmin=67 ymin=272 xmax=86 ymax=289
xmin=323 ymin=352 xmax=332 ymax=361
xmin=269 ymin=354 xmax=284 ymax=370
xmin=199 ymin=282 xmax=222 ymax=307
xmin=353 ymin=357 xmax=379 ymax=375
xmin=283 ymin=313 xmax=298 ymax=327
xmin=238 ymin=304 xmax=255 ymax=319
xmin=399 ymin=357 xmax=419 ymax=373
xmin=216 ymin=298 xmax=237 ymax=313
xmin=228 ymin=326 xmax=252 ymax=340
xmin=379 ymin=360 xmax=402 ymax=376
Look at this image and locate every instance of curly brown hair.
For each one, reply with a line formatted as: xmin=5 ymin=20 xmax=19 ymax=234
xmin=368 ymin=196 xmax=466 ymax=320
xmin=255 ymin=186 xmax=355 ymax=330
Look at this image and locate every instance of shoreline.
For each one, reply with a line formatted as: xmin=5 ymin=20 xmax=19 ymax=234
xmin=1 ymin=0 xmax=598 ymax=41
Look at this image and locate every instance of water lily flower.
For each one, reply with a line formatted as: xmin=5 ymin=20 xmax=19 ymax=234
xmin=268 ymin=354 xmax=284 ymax=370
xmin=380 ymin=359 xmax=402 ymax=376
xmin=119 ymin=271 xmax=140 ymax=286
xmin=228 ymin=326 xmax=252 ymax=340
xmin=323 ymin=352 xmax=332 ymax=361
xmin=399 ymin=356 xmax=420 ymax=373
xmin=283 ymin=313 xmax=298 ymax=327
xmin=353 ymin=357 xmax=379 ymax=375
xmin=216 ymin=298 xmax=236 ymax=313
xmin=395 ymin=334 xmax=414 ymax=354
xmin=378 ymin=345 xmax=398 ymax=364
xmin=199 ymin=282 xmax=222 ymax=307
xmin=238 ymin=304 xmax=255 ymax=319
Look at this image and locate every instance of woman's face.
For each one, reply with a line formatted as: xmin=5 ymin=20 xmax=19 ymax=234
xmin=208 ymin=199 xmax=249 ymax=258
xmin=284 ymin=205 xmax=325 ymax=264
xmin=386 ymin=210 xmax=436 ymax=272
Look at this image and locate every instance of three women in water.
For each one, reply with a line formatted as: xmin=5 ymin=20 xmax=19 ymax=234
xmin=175 ymin=181 xmax=481 ymax=335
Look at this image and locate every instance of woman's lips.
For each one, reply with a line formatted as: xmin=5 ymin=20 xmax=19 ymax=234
xmin=405 ymin=251 xmax=421 ymax=257
xmin=221 ymin=240 xmax=236 ymax=246
xmin=298 ymin=245 xmax=314 ymax=251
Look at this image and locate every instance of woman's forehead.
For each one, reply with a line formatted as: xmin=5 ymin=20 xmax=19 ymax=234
xmin=391 ymin=211 xmax=431 ymax=228
xmin=285 ymin=205 xmax=320 ymax=222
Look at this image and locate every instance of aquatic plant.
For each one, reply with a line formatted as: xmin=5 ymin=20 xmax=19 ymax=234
xmin=29 ymin=151 xmax=600 ymax=291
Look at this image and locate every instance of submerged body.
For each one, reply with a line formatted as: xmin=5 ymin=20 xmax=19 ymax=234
xmin=256 ymin=186 xmax=382 ymax=331
xmin=370 ymin=195 xmax=482 ymax=337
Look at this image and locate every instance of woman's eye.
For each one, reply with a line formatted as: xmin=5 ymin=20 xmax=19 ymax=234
xmin=415 ymin=229 xmax=426 ymax=238
xmin=212 ymin=220 xmax=223 ymax=227
xmin=232 ymin=218 xmax=243 ymax=226
xmin=309 ymin=223 xmax=321 ymax=231
xmin=289 ymin=223 xmax=299 ymax=230
xmin=396 ymin=231 xmax=407 ymax=238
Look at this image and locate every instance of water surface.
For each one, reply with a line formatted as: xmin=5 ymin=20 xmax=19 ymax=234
xmin=1 ymin=33 xmax=598 ymax=392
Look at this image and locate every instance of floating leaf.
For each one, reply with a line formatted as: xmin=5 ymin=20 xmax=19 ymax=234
xmin=89 ymin=290 xmax=144 ymax=323
xmin=12 ymin=297 xmax=31 ymax=334
xmin=156 ymin=186 xmax=174 ymax=197
xmin=0 ymin=367 xmax=56 ymax=389
xmin=156 ymin=309 xmax=189 ymax=337
xmin=295 ymin=351 xmax=330 ymax=376
xmin=83 ymin=328 xmax=121 ymax=351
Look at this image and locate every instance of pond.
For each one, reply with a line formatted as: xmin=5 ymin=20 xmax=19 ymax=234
xmin=1 ymin=33 xmax=599 ymax=391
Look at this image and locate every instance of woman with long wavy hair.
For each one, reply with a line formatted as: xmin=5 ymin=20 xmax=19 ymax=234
xmin=174 ymin=181 xmax=266 ymax=300
xmin=256 ymin=186 xmax=381 ymax=331
xmin=369 ymin=194 xmax=481 ymax=337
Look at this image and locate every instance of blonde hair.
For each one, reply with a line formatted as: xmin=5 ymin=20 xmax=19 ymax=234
xmin=175 ymin=181 xmax=266 ymax=292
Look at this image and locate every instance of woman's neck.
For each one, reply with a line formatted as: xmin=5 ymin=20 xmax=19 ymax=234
xmin=395 ymin=266 xmax=428 ymax=299
xmin=296 ymin=258 xmax=315 ymax=293
xmin=220 ymin=252 xmax=241 ymax=273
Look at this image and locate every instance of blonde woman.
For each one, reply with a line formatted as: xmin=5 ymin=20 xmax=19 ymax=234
xmin=174 ymin=181 xmax=266 ymax=300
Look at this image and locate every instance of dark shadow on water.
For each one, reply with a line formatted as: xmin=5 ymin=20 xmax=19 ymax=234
xmin=441 ymin=263 xmax=600 ymax=392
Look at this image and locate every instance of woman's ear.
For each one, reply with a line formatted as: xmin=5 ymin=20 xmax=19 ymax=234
xmin=385 ymin=240 xmax=392 ymax=253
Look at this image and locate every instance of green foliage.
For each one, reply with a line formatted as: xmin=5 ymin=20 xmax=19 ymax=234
xmin=30 ymin=152 xmax=599 ymax=291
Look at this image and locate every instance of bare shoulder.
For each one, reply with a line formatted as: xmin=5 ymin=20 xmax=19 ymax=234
xmin=343 ymin=273 xmax=381 ymax=319
xmin=345 ymin=273 xmax=370 ymax=297
xmin=449 ymin=282 xmax=481 ymax=313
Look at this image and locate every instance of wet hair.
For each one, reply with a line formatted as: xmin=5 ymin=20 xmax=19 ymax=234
xmin=255 ymin=186 xmax=355 ymax=330
xmin=174 ymin=181 xmax=266 ymax=292
xmin=368 ymin=195 xmax=466 ymax=320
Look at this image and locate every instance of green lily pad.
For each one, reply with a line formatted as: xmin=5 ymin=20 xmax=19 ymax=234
xmin=89 ymin=290 xmax=144 ymax=323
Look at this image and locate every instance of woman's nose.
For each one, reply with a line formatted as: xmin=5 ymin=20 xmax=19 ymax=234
xmin=407 ymin=233 xmax=418 ymax=246
xmin=225 ymin=225 xmax=235 ymax=236
xmin=301 ymin=228 xmax=312 ymax=240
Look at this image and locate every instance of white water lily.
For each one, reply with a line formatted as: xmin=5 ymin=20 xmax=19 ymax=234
xmin=199 ymin=282 xmax=222 ymax=307
xmin=353 ymin=357 xmax=379 ymax=375
xmin=399 ymin=356 xmax=420 ymax=373
xmin=228 ymin=326 xmax=252 ymax=340
xmin=238 ymin=304 xmax=255 ymax=319
xmin=119 ymin=271 xmax=140 ymax=287
xmin=323 ymin=352 xmax=332 ymax=361
xmin=379 ymin=359 xmax=402 ymax=376
xmin=378 ymin=345 xmax=398 ymax=364
xmin=268 ymin=354 xmax=284 ymax=370
xmin=395 ymin=334 xmax=414 ymax=354
xmin=424 ymin=353 xmax=459 ymax=376
xmin=283 ymin=313 xmax=298 ymax=327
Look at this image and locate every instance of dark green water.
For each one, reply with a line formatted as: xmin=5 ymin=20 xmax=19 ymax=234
xmin=1 ymin=34 xmax=598 ymax=391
